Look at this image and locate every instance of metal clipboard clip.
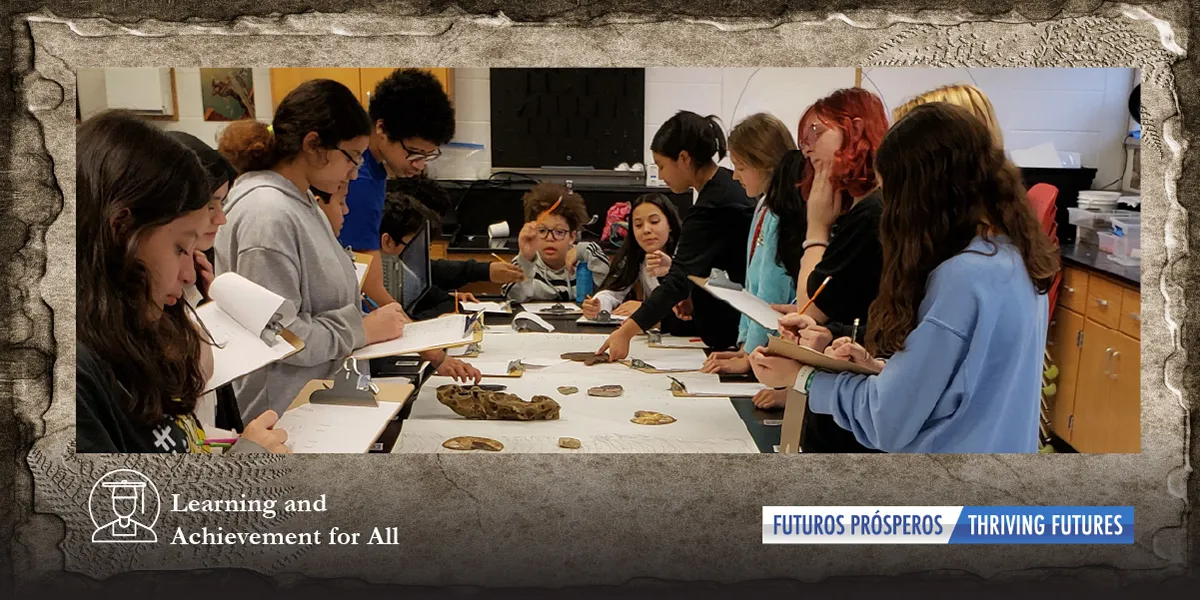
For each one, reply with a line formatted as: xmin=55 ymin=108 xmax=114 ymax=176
xmin=705 ymin=268 xmax=744 ymax=291
xmin=646 ymin=331 xmax=663 ymax=344
xmin=593 ymin=310 xmax=614 ymax=323
xmin=629 ymin=358 xmax=657 ymax=371
xmin=260 ymin=318 xmax=284 ymax=345
xmin=310 ymin=357 xmax=379 ymax=407
xmin=667 ymin=375 xmax=687 ymax=393
xmin=540 ymin=303 xmax=573 ymax=315
xmin=507 ymin=359 xmax=524 ymax=374
xmin=462 ymin=342 xmax=483 ymax=355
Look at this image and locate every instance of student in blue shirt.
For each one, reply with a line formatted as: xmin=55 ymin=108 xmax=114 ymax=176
xmin=341 ymin=69 xmax=455 ymax=308
xmin=749 ymin=102 xmax=1060 ymax=453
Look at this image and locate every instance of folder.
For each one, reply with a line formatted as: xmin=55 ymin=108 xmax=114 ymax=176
xmin=192 ymin=273 xmax=304 ymax=392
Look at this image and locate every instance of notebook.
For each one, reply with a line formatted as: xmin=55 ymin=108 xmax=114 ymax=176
xmin=192 ymin=273 xmax=304 ymax=392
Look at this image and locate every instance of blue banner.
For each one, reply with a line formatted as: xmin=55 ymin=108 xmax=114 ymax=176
xmin=947 ymin=506 xmax=1134 ymax=544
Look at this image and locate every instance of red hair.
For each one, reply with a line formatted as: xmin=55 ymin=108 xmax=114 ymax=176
xmin=798 ymin=88 xmax=889 ymax=212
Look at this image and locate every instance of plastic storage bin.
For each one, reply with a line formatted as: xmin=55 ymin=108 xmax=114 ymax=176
xmin=1110 ymin=214 xmax=1141 ymax=238
xmin=1097 ymin=231 xmax=1119 ymax=254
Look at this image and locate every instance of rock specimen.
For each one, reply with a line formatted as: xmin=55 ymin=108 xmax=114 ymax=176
xmin=442 ymin=436 xmax=504 ymax=451
xmin=587 ymin=385 xmax=623 ymax=397
xmin=561 ymin=352 xmax=609 ymax=366
xmin=631 ymin=410 xmax=676 ymax=425
xmin=558 ymin=437 xmax=581 ymax=449
xmin=436 ymin=385 xmax=561 ymax=420
xmin=557 ymin=386 xmax=579 ymax=395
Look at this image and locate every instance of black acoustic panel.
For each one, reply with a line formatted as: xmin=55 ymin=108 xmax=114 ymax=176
xmin=490 ymin=68 xmax=645 ymax=169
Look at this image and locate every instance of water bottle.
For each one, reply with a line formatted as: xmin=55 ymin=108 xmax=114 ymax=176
xmin=575 ymin=259 xmax=593 ymax=304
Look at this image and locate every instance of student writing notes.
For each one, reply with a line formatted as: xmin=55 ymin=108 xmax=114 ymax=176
xmin=700 ymin=113 xmax=799 ymax=409
xmin=503 ymin=183 xmax=611 ymax=303
xmin=582 ymin=193 xmax=686 ymax=327
xmin=215 ymin=80 xmax=408 ymax=423
xmin=750 ymin=102 xmax=1060 ymax=453
xmin=76 ymin=111 xmax=287 ymax=454
xmin=166 ymin=131 xmax=236 ymax=306
xmin=598 ymin=111 xmax=756 ymax=360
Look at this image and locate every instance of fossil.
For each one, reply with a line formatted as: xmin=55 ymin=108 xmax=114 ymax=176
xmin=587 ymin=385 xmax=624 ymax=397
xmin=557 ymin=386 xmax=579 ymax=395
xmin=631 ymin=410 xmax=676 ymax=425
xmin=558 ymin=437 xmax=581 ymax=449
xmin=561 ymin=352 xmax=609 ymax=366
xmin=436 ymin=385 xmax=561 ymax=420
xmin=442 ymin=436 xmax=504 ymax=451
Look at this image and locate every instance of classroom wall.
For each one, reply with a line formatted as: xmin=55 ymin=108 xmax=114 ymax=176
xmin=439 ymin=67 xmax=1135 ymax=188
xmin=78 ymin=68 xmax=275 ymax=148
xmin=862 ymin=67 xmax=1137 ymax=188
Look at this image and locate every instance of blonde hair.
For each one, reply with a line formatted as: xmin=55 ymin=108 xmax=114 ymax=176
xmin=892 ymin=84 xmax=1004 ymax=148
xmin=728 ymin=113 xmax=797 ymax=172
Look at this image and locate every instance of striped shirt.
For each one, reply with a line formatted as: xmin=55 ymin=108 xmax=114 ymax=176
xmin=503 ymin=242 xmax=611 ymax=303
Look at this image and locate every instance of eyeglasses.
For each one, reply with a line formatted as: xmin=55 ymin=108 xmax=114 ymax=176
xmin=336 ymin=147 xmax=365 ymax=168
xmin=400 ymin=139 xmax=442 ymax=164
xmin=800 ymin=120 xmax=830 ymax=149
xmin=536 ymin=227 xmax=571 ymax=241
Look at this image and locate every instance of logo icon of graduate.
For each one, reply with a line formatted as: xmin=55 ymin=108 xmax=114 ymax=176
xmin=88 ymin=469 xmax=160 ymax=543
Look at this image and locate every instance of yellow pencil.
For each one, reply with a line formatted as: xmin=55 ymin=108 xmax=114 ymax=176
xmin=798 ymin=275 xmax=832 ymax=316
xmin=534 ymin=196 xmax=563 ymax=227
xmin=491 ymin=253 xmax=505 ymax=262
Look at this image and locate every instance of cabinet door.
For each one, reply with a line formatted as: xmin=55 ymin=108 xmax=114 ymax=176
xmin=1059 ymin=267 xmax=1089 ymax=314
xmin=1085 ymin=275 xmax=1125 ymax=330
xmin=359 ymin=68 xmax=454 ymax=110
xmin=270 ymin=68 xmax=362 ymax=111
xmin=1107 ymin=331 xmax=1141 ymax=452
xmin=1045 ymin=307 xmax=1085 ymax=442
xmin=1119 ymin=287 xmax=1141 ymax=340
xmin=1071 ymin=321 xmax=1137 ymax=452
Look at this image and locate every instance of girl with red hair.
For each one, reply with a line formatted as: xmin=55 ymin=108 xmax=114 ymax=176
xmin=761 ymin=88 xmax=890 ymax=454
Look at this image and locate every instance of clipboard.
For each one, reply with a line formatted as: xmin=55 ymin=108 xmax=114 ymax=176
xmin=621 ymin=357 xmax=702 ymax=374
xmin=646 ymin=331 xmax=707 ymax=349
xmin=351 ymin=252 xmax=373 ymax=291
xmin=667 ymin=375 xmax=765 ymax=397
xmin=688 ymin=270 xmax=783 ymax=331
xmin=474 ymin=359 xmax=526 ymax=378
xmin=765 ymin=336 xmax=882 ymax=375
xmin=281 ymin=379 xmax=414 ymax=454
xmin=351 ymin=313 xmax=485 ymax=360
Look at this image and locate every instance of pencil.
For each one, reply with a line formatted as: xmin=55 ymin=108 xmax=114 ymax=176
xmin=454 ymin=290 xmax=459 ymax=314
xmin=362 ymin=294 xmax=380 ymax=311
xmin=203 ymin=438 xmax=237 ymax=445
xmin=851 ymin=318 xmax=860 ymax=342
xmin=798 ymin=275 xmax=832 ymax=316
xmin=490 ymin=253 xmax=505 ymax=262
xmin=534 ymin=196 xmax=563 ymax=227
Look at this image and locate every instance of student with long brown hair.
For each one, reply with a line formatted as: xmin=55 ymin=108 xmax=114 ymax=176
xmin=76 ymin=111 xmax=288 ymax=454
xmin=750 ymin=102 xmax=1059 ymax=453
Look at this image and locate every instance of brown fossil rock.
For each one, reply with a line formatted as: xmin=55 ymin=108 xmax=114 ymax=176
xmin=442 ymin=436 xmax=504 ymax=451
xmin=557 ymin=437 xmax=581 ymax=449
xmin=436 ymin=385 xmax=561 ymax=420
xmin=561 ymin=352 xmax=609 ymax=366
xmin=587 ymin=384 xmax=624 ymax=397
xmin=631 ymin=410 xmax=676 ymax=425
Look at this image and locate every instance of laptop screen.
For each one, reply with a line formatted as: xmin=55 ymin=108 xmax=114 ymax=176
xmin=382 ymin=220 xmax=431 ymax=314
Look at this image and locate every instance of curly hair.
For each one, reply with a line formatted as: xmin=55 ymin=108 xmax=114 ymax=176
xmin=521 ymin=182 xmax=588 ymax=231
xmin=368 ymin=68 xmax=455 ymax=145
xmin=797 ymin=88 xmax=889 ymax=212
xmin=77 ymin=111 xmax=212 ymax=426
xmin=866 ymin=102 xmax=1060 ymax=356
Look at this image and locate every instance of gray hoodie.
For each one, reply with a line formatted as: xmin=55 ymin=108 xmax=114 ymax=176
xmin=213 ymin=170 xmax=366 ymax=423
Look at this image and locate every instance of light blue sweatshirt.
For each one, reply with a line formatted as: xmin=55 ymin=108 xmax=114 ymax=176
xmin=805 ymin=236 xmax=1048 ymax=453
xmin=739 ymin=201 xmax=797 ymax=352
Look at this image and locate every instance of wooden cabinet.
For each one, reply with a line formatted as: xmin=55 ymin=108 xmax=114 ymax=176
xmin=269 ymin=68 xmax=453 ymax=113
xmin=1044 ymin=265 xmax=1140 ymax=452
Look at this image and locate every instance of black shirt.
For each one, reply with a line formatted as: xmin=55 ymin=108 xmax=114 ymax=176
xmin=76 ymin=343 xmax=208 ymax=454
xmin=801 ymin=192 xmax=885 ymax=453
xmin=631 ymin=167 xmax=755 ymax=350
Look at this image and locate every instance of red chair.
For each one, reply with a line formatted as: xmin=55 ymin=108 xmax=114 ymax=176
xmin=1028 ymin=182 xmax=1061 ymax=450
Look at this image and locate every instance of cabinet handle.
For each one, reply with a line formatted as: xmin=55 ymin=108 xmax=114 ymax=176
xmin=1131 ymin=313 xmax=1141 ymax=322
xmin=1102 ymin=348 xmax=1114 ymax=376
xmin=1095 ymin=298 xmax=1109 ymax=307
xmin=1110 ymin=351 xmax=1121 ymax=379
xmin=1064 ymin=286 xmax=1075 ymax=293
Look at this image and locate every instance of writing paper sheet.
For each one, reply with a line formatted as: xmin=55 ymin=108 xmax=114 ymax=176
xmin=352 ymin=314 xmax=475 ymax=360
xmin=276 ymin=401 xmax=403 ymax=453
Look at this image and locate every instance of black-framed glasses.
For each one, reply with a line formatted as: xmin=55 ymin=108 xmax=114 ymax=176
xmin=336 ymin=147 xmax=365 ymax=168
xmin=400 ymin=139 xmax=442 ymax=163
xmin=536 ymin=227 xmax=571 ymax=241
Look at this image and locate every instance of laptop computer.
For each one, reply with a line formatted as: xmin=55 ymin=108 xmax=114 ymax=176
xmin=381 ymin=220 xmax=431 ymax=315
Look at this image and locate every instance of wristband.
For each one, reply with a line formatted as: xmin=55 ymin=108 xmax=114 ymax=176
xmin=802 ymin=240 xmax=829 ymax=251
xmin=794 ymin=365 xmax=817 ymax=395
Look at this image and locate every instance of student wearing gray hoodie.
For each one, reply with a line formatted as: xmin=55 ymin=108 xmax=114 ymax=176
xmin=215 ymin=79 xmax=409 ymax=422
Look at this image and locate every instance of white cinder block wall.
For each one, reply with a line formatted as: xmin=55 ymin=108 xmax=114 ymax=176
xmin=441 ymin=67 xmax=1136 ymax=189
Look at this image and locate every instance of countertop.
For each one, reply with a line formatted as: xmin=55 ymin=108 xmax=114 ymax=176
xmin=1059 ymin=243 xmax=1140 ymax=287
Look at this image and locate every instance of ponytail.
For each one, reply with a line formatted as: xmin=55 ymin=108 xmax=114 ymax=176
xmin=651 ymin=110 xmax=727 ymax=169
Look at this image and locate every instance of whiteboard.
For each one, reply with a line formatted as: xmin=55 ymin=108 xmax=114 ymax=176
xmin=104 ymin=68 xmax=174 ymax=115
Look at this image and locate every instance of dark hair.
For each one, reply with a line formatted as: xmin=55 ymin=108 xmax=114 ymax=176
xmin=167 ymin=130 xmax=237 ymax=195
xmin=598 ymin=194 xmax=682 ymax=293
xmin=762 ymin=150 xmax=808 ymax=277
xmin=386 ymin=173 xmax=454 ymax=215
xmin=218 ymin=79 xmax=371 ymax=173
xmin=77 ymin=110 xmax=212 ymax=427
xmin=650 ymin=111 xmax=727 ymax=168
xmin=381 ymin=190 xmax=441 ymax=242
xmin=369 ymin=68 xmax=455 ymax=145
xmin=867 ymin=102 xmax=1060 ymax=356
xmin=522 ymin=182 xmax=588 ymax=231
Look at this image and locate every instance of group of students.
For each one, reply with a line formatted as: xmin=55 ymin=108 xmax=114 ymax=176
xmin=76 ymin=70 xmax=1057 ymax=455
xmin=510 ymin=84 xmax=1057 ymax=453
